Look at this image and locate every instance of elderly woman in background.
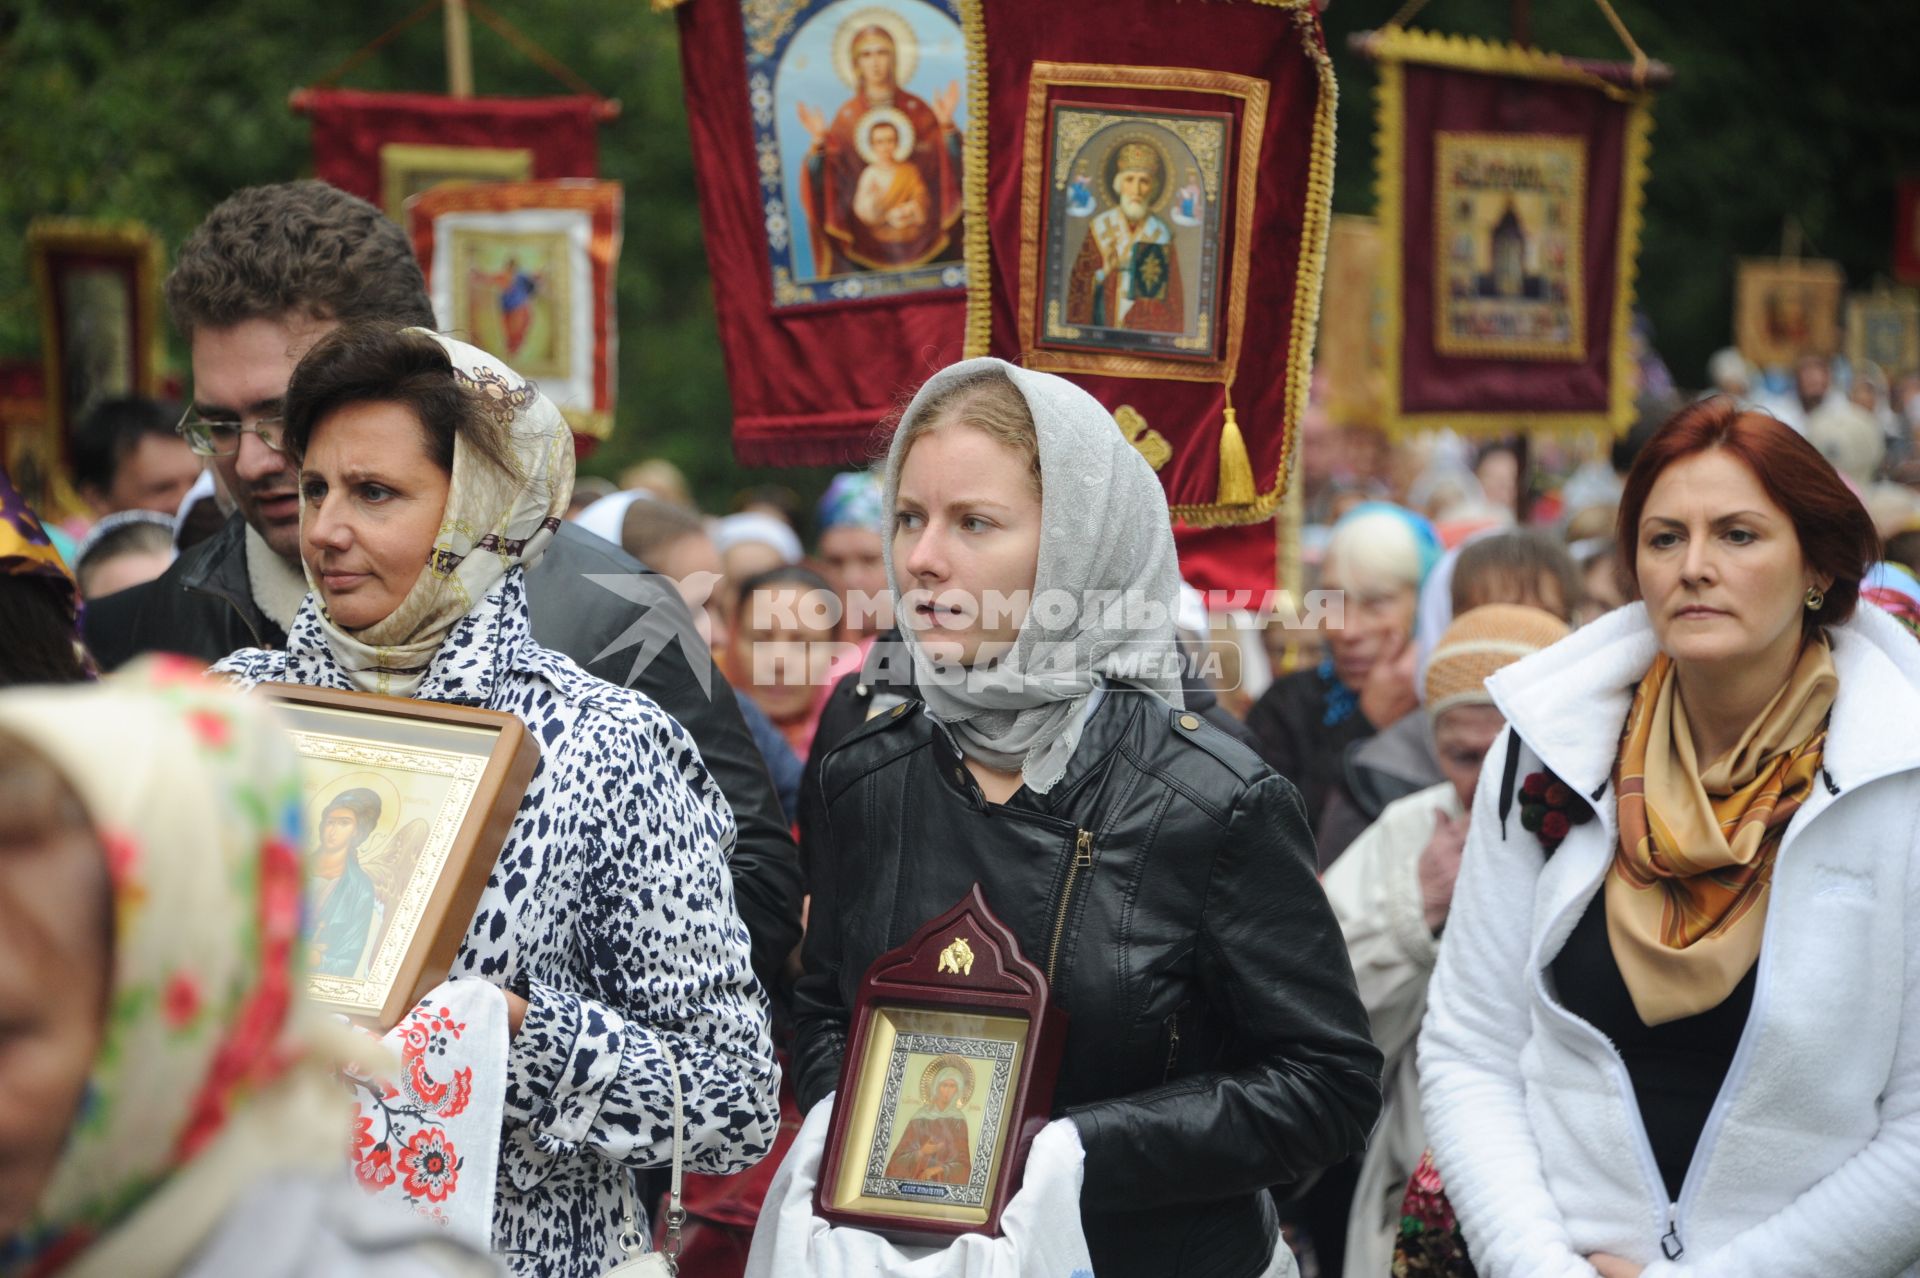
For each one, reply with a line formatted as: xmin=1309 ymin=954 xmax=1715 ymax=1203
xmin=1422 ymin=400 xmax=1920 ymax=1276
xmin=1317 ymin=531 xmax=1581 ymax=865
xmin=0 ymin=660 xmax=495 ymax=1277
xmin=1247 ymin=502 xmax=1439 ymax=846
xmin=1320 ymin=604 xmax=1570 ymax=1278
xmin=212 ymin=322 xmax=779 ymax=1277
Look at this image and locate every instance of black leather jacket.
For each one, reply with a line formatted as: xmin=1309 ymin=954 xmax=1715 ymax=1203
xmin=798 ymin=629 xmax=1263 ymax=879
xmin=84 ymin=514 xmax=803 ymax=1001
xmin=795 ymin=688 xmax=1382 ymax=1278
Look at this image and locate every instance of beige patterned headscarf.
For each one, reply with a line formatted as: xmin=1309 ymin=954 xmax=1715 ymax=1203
xmin=0 ymin=658 xmax=352 ymax=1277
xmin=307 ymin=331 xmax=574 ymax=696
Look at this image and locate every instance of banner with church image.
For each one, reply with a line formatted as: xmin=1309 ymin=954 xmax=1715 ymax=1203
xmin=1372 ymin=27 xmax=1654 ymax=436
xmin=674 ymin=0 xmax=973 ymax=465
xmin=967 ymin=0 xmax=1338 ymax=528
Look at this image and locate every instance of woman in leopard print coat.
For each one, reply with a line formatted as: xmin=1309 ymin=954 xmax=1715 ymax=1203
xmin=214 ymin=323 xmax=778 ymax=1276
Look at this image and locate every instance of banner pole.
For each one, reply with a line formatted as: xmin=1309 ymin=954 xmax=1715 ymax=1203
xmin=444 ymin=0 xmax=475 ymax=98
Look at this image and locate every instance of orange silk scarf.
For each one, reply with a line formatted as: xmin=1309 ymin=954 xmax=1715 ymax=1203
xmin=1607 ymin=641 xmax=1835 ymax=1025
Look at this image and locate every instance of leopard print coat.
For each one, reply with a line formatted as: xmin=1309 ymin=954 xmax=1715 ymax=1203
xmin=215 ymin=570 xmax=779 ymax=1276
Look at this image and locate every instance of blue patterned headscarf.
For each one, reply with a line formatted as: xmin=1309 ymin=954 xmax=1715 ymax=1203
xmin=816 ymin=471 xmax=885 ymax=535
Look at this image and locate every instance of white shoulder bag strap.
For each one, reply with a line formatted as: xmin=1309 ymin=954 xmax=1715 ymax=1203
xmin=605 ymin=1028 xmax=685 ymax=1277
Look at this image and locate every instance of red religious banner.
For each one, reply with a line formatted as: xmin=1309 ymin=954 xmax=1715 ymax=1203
xmin=1369 ymin=27 xmax=1655 ymax=436
xmin=1895 ymin=179 xmax=1920 ymax=287
xmin=293 ymin=89 xmax=604 ymax=221
xmin=407 ymin=180 xmax=623 ymax=450
xmin=671 ymin=0 xmax=972 ymax=466
xmin=965 ymin=0 xmax=1336 ymax=527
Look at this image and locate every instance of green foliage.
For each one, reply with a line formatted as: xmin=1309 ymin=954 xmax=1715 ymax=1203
xmin=3 ymin=0 xmax=1918 ymax=514
xmin=0 ymin=0 xmax=831 ymax=510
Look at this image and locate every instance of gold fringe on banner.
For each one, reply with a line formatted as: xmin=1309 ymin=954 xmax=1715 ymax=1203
xmin=959 ymin=0 xmax=992 ymax=360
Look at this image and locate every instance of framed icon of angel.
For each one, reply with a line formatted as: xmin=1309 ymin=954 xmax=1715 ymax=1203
xmin=260 ymin=684 xmax=539 ymax=1028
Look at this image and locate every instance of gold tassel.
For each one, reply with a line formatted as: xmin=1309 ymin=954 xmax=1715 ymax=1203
xmin=1216 ymin=406 xmax=1256 ymax=505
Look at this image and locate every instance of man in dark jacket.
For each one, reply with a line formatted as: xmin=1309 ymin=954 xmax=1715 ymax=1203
xmin=83 ymin=180 xmax=801 ymax=999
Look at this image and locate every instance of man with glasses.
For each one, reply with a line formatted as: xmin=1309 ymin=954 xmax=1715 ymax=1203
xmin=83 ymin=180 xmax=802 ymax=1002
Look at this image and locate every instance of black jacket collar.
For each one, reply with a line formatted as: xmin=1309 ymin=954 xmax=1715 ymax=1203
xmin=179 ymin=513 xmax=281 ymax=649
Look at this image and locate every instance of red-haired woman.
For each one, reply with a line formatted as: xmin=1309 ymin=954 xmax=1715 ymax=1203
xmin=1418 ymin=399 xmax=1920 ymax=1277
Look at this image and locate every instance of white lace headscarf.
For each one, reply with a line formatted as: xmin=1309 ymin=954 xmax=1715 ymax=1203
xmin=305 ymin=329 xmax=574 ymax=696
xmin=881 ymin=358 xmax=1184 ymax=794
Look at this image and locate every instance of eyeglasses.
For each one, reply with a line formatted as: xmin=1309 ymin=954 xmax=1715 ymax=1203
xmin=175 ymin=405 xmax=288 ymax=457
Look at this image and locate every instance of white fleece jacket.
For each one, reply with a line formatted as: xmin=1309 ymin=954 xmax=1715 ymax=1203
xmin=1418 ymin=602 xmax=1920 ymax=1278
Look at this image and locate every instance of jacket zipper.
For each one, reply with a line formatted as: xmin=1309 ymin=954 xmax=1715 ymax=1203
xmin=1528 ymin=798 xmax=1675 ymax=1255
xmin=1162 ymin=1001 xmax=1187 ymax=1081
xmin=1669 ymin=779 xmax=1846 ymax=1254
xmin=1534 ymin=940 xmax=1674 ymax=1254
xmin=1523 ymin=751 xmax=1878 ymax=1261
xmin=1045 ymin=828 xmax=1094 ymax=987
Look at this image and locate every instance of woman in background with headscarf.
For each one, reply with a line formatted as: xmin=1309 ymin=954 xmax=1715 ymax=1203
xmin=1246 ymin=502 xmax=1440 ymax=845
xmin=813 ymin=471 xmax=890 ymax=643
xmin=70 ymin=510 xmax=177 ymax=602
xmin=794 ymin=358 xmax=1379 ymax=1277
xmin=0 ymin=467 xmax=88 ymax=687
xmin=0 ymin=659 xmax=494 ymax=1277
xmin=211 ymin=322 xmax=779 ymax=1277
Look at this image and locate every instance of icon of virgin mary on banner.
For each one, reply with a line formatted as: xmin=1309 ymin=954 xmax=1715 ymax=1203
xmin=794 ymin=10 xmax=963 ymax=277
xmin=750 ymin=0 xmax=970 ymax=306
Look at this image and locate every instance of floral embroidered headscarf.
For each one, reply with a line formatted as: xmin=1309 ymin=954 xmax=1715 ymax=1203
xmin=0 ymin=658 xmax=348 ymax=1278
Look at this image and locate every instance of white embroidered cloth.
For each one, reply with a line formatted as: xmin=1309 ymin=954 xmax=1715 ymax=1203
xmin=345 ymin=979 xmax=508 ymax=1249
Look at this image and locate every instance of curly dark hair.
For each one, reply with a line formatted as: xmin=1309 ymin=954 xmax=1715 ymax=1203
xmin=165 ymin=180 xmax=436 ymax=338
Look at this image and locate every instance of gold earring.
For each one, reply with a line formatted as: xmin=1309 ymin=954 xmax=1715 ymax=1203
xmin=1805 ymin=585 xmax=1825 ymax=611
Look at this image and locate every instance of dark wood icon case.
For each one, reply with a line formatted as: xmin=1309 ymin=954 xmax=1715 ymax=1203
xmin=814 ymin=885 xmax=1069 ymax=1243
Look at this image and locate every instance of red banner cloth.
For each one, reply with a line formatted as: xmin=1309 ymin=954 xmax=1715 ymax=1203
xmin=968 ymin=0 xmax=1335 ymax=527
xmin=1173 ymin=521 xmax=1278 ymax=601
xmin=296 ymin=89 xmax=600 ymax=208
xmin=1896 ymin=179 xmax=1920 ymax=287
xmin=1371 ymin=30 xmax=1654 ymax=435
xmin=674 ymin=0 xmax=968 ymax=468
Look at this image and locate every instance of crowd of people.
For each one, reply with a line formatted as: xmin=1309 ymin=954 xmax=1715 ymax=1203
xmin=3 ymin=174 xmax=1920 ymax=1278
